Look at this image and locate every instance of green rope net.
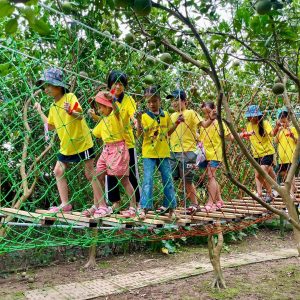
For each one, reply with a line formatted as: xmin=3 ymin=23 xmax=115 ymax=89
xmin=0 ymin=3 xmax=298 ymax=256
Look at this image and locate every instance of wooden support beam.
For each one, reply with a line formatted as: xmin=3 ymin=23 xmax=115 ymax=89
xmin=0 ymin=208 xmax=55 ymax=225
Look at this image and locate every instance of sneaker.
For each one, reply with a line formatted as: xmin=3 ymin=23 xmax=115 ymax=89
xmin=264 ymin=194 xmax=273 ymax=204
xmin=272 ymin=189 xmax=279 ymax=198
xmin=49 ymin=204 xmax=72 ymax=213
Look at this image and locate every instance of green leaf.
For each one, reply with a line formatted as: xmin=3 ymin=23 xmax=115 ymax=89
xmin=0 ymin=0 xmax=14 ymax=18
xmin=5 ymin=18 xmax=18 ymax=34
xmin=30 ymin=19 xmax=51 ymax=36
xmin=25 ymin=0 xmax=38 ymax=5
xmin=19 ymin=7 xmax=36 ymax=24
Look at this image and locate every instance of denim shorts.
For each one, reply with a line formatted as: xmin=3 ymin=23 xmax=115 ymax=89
xmin=254 ymin=154 xmax=274 ymax=166
xmin=170 ymin=151 xmax=197 ymax=182
xmin=198 ymin=160 xmax=221 ymax=169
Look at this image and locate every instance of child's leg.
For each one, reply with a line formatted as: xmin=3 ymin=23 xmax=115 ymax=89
xmin=140 ymin=158 xmax=156 ymax=209
xmin=186 ymin=182 xmax=198 ymax=205
xmin=261 ymin=165 xmax=273 ymax=195
xmin=84 ymin=159 xmax=105 ymax=207
xmin=53 ymin=161 xmax=69 ymax=205
xmin=254 ymin=169 xmax=263 ymax=196
xmin=206 ymin=165 xmax=219 ymax=204
xmin=158 ymin=158 xmax=177 ymax=209
xmin=120 ymin=176 xmax=136 ymax=208
xmin=128 ymin=148 xmax=140 ymax=204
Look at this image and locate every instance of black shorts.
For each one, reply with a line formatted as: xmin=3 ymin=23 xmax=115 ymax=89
xmin=57 ymin=147 xmax=95 ymax=163
xmin=278 ymin=163 xmax=291 ymax=173
xmin=254 ymin=154 xmax=274 ymax=166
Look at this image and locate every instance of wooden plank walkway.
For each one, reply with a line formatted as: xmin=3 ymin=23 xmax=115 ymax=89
xmin=0 ymin=178 xmax=299 ymax=229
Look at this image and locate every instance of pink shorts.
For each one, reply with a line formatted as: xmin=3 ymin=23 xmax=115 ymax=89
xmin=96 ymin=141 xmax=129 ymax=177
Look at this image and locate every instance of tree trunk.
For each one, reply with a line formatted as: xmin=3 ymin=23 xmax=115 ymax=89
xmin=207 ymin=225 xmax=226 ymax=289
xmin=84 ymin=229 xmax=98 ymax=269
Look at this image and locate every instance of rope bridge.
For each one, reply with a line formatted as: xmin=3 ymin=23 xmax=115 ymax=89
xmin=0 ymin=3 xmax=299 ymax=255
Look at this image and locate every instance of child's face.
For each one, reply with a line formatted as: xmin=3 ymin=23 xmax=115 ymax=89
xmin=44 ymin=84 xmax=63 ymax=98
xmin=145 ymin=95 xmax=160 ymax=113
xmin=111 ymin=82 xmax=124 ymax=97
xmin=279 ymin=116 xmax=289 ymax=126
xmin=172 ymin=99 xmax=186 ymax=112
xmin=96 ymin=103 xmax=112 ymax=116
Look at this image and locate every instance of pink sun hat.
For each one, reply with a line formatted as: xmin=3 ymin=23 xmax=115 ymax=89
xmin=95 ymin=91 xmax=113 ymax=108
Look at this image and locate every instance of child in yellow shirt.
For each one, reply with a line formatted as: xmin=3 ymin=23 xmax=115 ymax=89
xmin=136 ymin=86 xmax=183 ymax=220
xmin=274 ymin=107 xmax=298 ymax=199
xmin=241 ymin=105 xmax=276 ymax=203
xmin=92 ymin=91 xmax=136 ymax=218
xmin=34 ymin=68 xmax=102 ymax=213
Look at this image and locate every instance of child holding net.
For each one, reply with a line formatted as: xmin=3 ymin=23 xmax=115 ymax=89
xmin=91 ymin=91 xmax=137 ymax=218
xmin=240 ymin=105 xmax=277 ymax=203
xmin=136 ymin=86 xmax=184 ymax=220
xmin=274 ymin=107 xmax=298 ymax=199
xmin=34 ymin=68 xmax=103 ymax=213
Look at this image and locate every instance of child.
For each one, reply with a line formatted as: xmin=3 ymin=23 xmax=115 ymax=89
xmin=198 ymin=102 xmax=233 ymax=212
xmin=92 ymin=91 xmax=136 ymax=218
xmin=274 ymin=107 xmax=298 ymax=199
xmin=34 ymin=68 xmax=104 ymax=213
xmin=105 ymin=70 xmax=140 ymax=210
xmin=241 ymin=104 xmax=276 ymax=203
xmin=168 ymin=90 xmax=216 ymax=213
xmin=136 ymin=86 xmax=183 ymax=220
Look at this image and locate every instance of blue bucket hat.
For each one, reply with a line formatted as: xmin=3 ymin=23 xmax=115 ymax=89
xmin=36 ymin=68 xmax=69 ymax=90
xmin=277 ymin=106 xmax=288 ymax=118
xmin=166 ymin=89 xmax=187 ymax=101
xmin=245 ymin=105 xmax=263 ymax=118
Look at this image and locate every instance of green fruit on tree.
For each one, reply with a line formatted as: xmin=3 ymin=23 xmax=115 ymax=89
xmin=103 ymin=30 xmax=111 ymax=37
xmin=114 ymin=0 xmax=134 ymax=8
xmin=255 ymin=0 xmax=272 ymax=15
xmin=61 ymin=2 xmax=76 ymax=14
xmin=274 ymin=77 xmax=281 ymax=83
xmin=272 ymin=83 xmax=285 ymax=95
xmin=144 ymin=74 xmax=155 ymax=84
xmin=124 ymin=32 xmax=135 ymax=44
xmin=232 ymin=60 xmax=240 ymax=67
xmin=145 ymin=56 xmax=155 ymax=65
xmin=133 ymin=0 xmax=152 ymax=16
xmin=148 ymin=41 xmax=156 ymax=50
xmin=159 ymin=53 xmax=172 ymax=64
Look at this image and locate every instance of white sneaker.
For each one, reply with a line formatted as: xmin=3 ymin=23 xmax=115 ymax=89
xmin=272 ymin=189 xmax=279 ymax=198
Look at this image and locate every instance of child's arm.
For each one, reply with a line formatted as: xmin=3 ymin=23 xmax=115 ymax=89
xmin=272 ymin=120 xmax=282 ymax=136
xmin=88 ymin=109 xmax=101 ymax=122
xmin=63 ymin=102 xmax=83 ymax=120
xmin=168 ymin=114 xmax=184 ymax=136
xmin=135 ymin=111 xmax=143 ymax=137
xmin=34 ymin=102 xmax=55 ymax=131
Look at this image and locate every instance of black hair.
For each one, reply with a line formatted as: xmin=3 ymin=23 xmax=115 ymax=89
xmin=201 ymin=101 xmax=215 ymax=110
xmin=144 ymin=85 xmax=161 ymax=98
xmin=107 ymin=70 xmax=128 ymax=89
xmin=257 ymin=115 xmax=265 ymax=137
xmin=278 ymin=111 xmax=289 ymax=119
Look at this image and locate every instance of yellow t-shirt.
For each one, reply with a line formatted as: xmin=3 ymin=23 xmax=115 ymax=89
xmin=199 ymin=120 xmax=230 ymax=161
xmin=141 ymin=110 xmax=172 ymax=158
xmin=115 ymin=94 xmax=136 ymax=149
xmin=47 ymin=93 xmax=93 ymax=156
xmin=170 ymin=109 xmax=203 ymax=152
xmin=277 ymin=127 xmax=298 ymax=164
xmin=246 ymin=121 xmax=275 ymax=158
xmin=92 ymin=112 xmax=125 ymax=144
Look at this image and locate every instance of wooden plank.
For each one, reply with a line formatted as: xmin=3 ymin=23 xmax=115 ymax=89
xmin=218 ymin=207 xmax=263 ymax=215
xmin=36 ymin=209 xmax=97 ymax=228
xmin=146 ymin=213 xmax=191 ymax=226
xmin=176 ymin=208 xmax=241 ymax=220
xmin=225 ymin=201 xmax=285 ymax=210
xmin=0 ymin=208 xmax=55 ymax=225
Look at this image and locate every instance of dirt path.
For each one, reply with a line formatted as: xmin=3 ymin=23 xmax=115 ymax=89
xmin=0 ymin=229 xmax=298 ymax=300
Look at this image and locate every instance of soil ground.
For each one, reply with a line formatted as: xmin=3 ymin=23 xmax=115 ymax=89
xmin=0 ymin=228 xmax=299 ymax=300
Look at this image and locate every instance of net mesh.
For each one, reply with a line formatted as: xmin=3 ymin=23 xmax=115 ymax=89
xmin=0 ymin=3 xmax=299 ymax=255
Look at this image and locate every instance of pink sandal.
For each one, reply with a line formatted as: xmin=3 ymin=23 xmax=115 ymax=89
xmin=94 ymin=206 xmax=112 ymax=218
xmin=186 ymin=204 xmax=200 ymax=214
xmin=49 ymin=204 xmax=72 ymax=213
xmin=138 ymin=209 xmax=146 ymax=220
xmin=216 ymin=200 xmax=224 ymax=210
xmin=82 ymin=205 xmax=98 ymax=217
xmin=121 ymin=207 xmax=136 ymax=218
xmin=201 ymin=203 xmax=216 ymax=213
